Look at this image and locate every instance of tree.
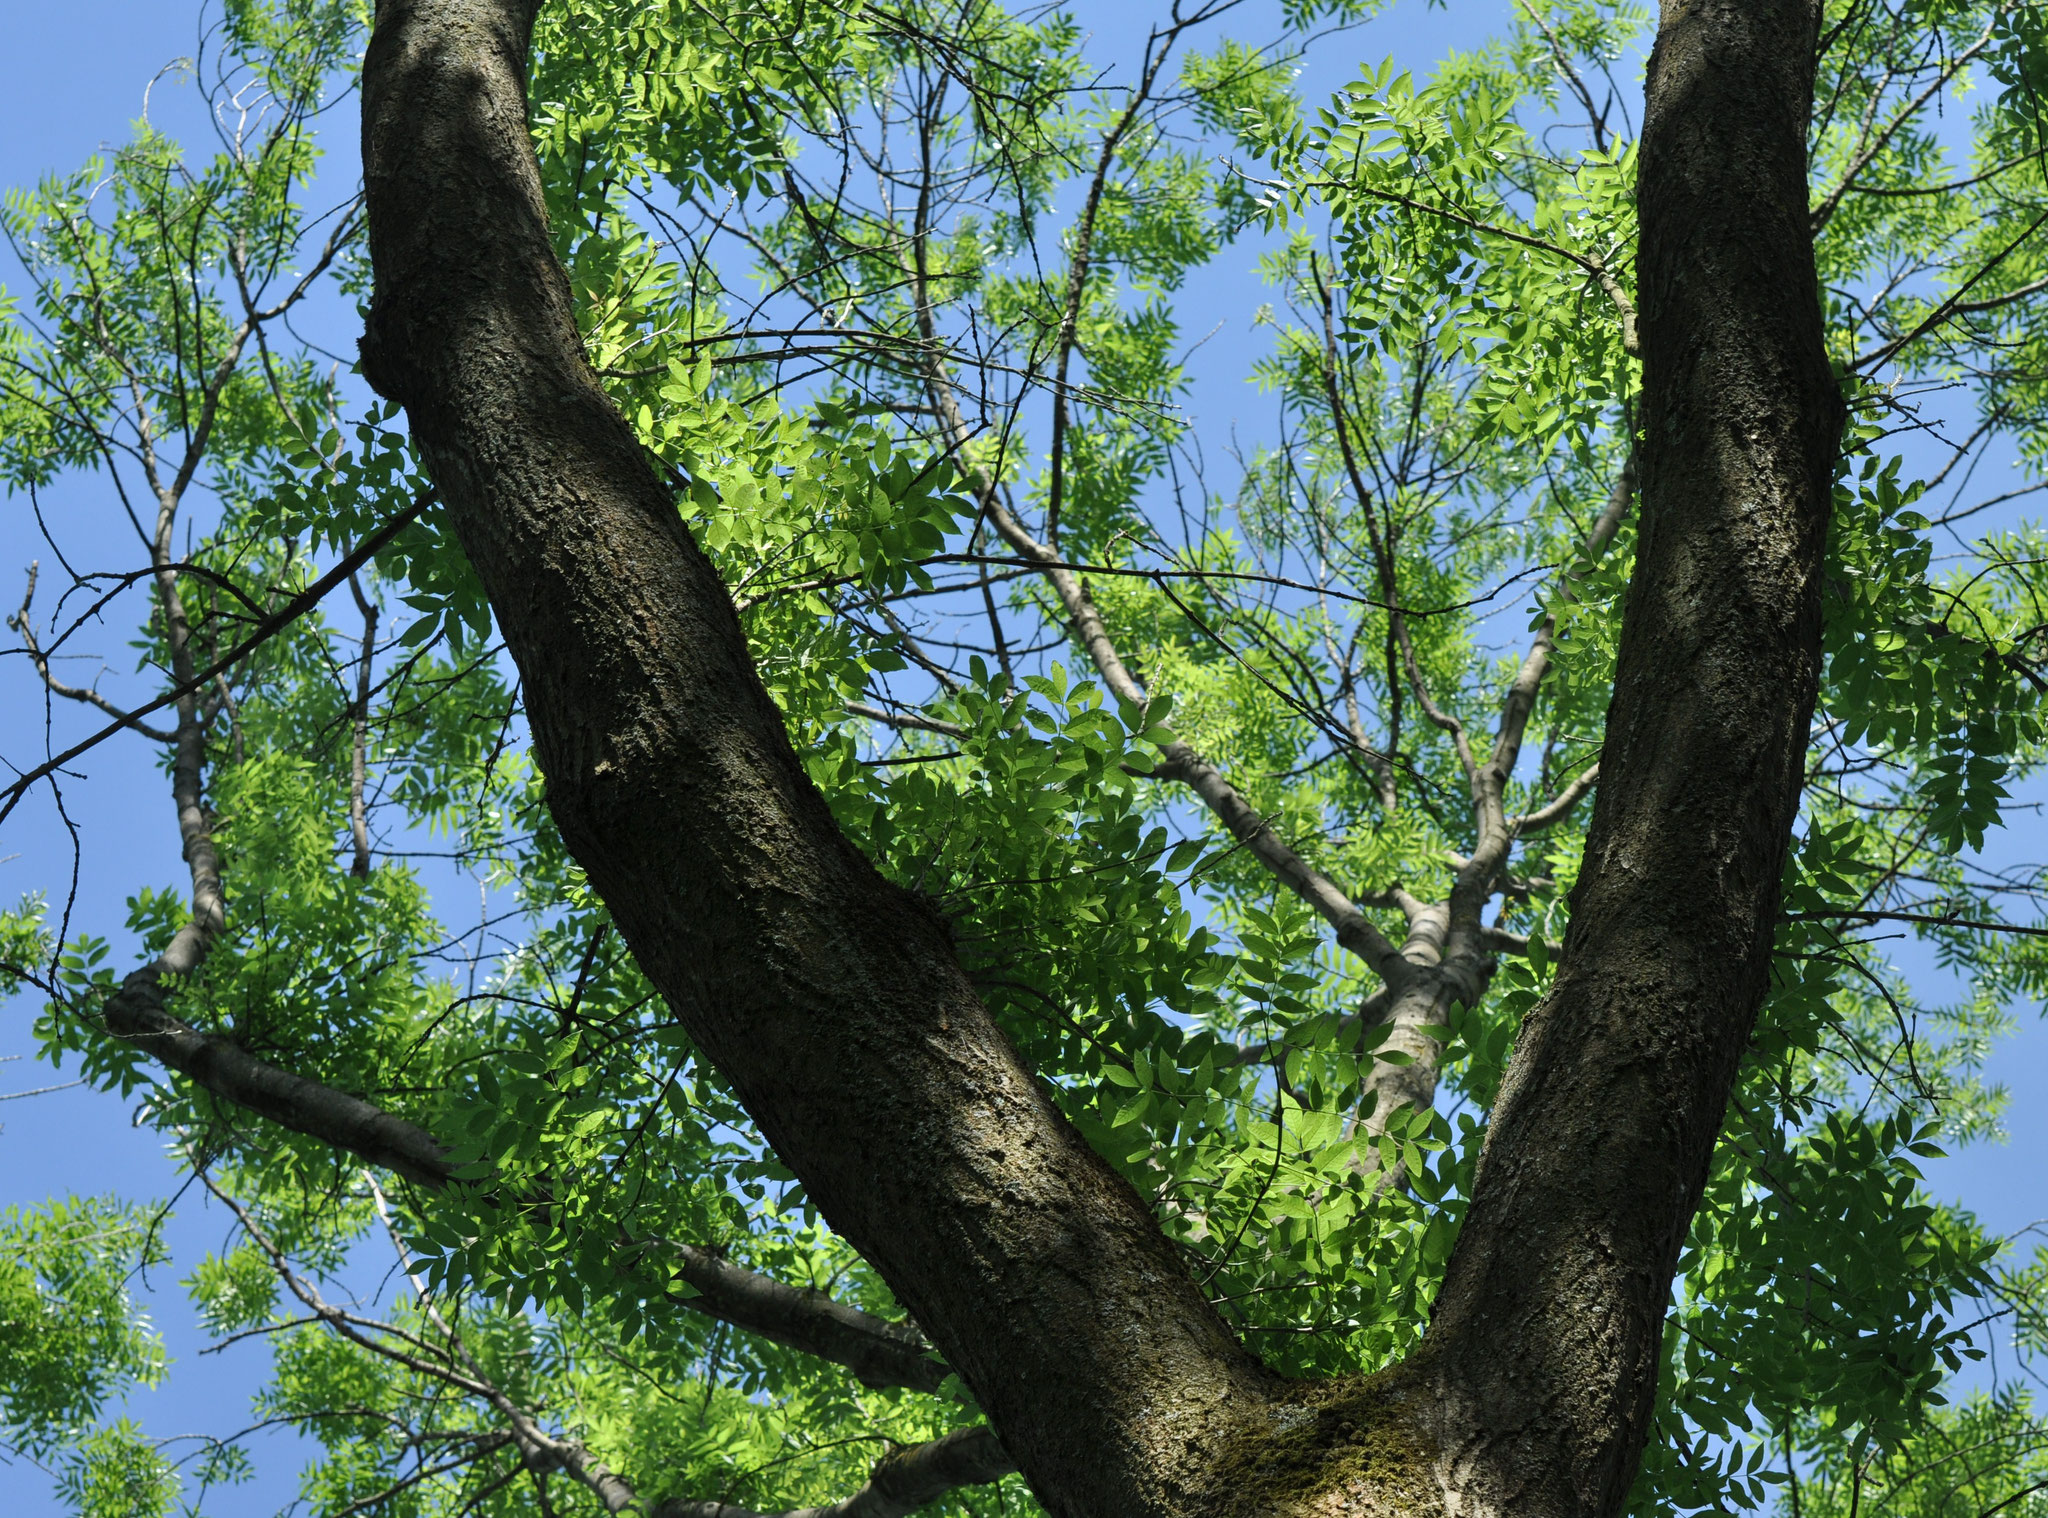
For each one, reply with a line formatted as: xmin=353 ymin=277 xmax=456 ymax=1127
xmin=3 ymin=0 xmax=2047 ymax=1514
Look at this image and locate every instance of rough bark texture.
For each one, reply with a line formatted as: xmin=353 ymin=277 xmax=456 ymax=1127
xmin=355 ymin=0 xmax=1842 ymax=1513
xmin=1415 ymin=0 xmax=1845 ymax=1511
xmin=357 ymin=5 xmax=1272 ymax=1516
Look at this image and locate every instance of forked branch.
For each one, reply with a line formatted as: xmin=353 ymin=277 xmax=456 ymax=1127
xmin=10 ymin=563 xmax=179 ymax=742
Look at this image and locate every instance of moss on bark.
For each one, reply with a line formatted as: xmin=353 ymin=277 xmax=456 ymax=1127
xmin=1202 ymin=1370 xmax=1445 ymax=1518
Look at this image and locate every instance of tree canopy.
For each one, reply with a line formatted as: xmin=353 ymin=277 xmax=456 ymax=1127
xmin=3 ymin=0 xmax=2048 ymax=1513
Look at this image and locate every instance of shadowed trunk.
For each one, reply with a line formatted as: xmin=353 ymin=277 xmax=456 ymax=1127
xmin=357 ymin=4 xmax=1275 ymax=1515
xmin=1414 ymin=0 xmax=1846 ymax=1509
xmin=354 ymin=0 xmax=1842 ymax=1513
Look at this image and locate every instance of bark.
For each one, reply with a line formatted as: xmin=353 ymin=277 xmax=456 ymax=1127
xmin=102 ymin=983 xmax=460 ymax=1187
xmin=12 ymin=564 xmax=180 ymax=743
xmin=1413 ymin=0 xmax=1846 ymax=1511
xmin=348 ymin=573 xmax=380 ymax=877
xmin=353 ymin=0 xmax=1843 ymax=1514
xmin=668 ymin=1244 xmax=947 ymax=1395
xmin=357 ymin=6 xmax=1273 ymax=1517
xmin=1353 ymin=902 xmax=1468 ymax=1159
xmin=102 ymin=977 xmax=951 ymax=1390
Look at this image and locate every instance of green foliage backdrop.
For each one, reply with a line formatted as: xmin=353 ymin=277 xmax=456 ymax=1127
xmin=3 ymin=0 xmax=2048 ymax=1513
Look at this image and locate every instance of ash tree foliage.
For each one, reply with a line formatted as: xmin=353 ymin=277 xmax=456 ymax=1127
xmin=0 ymin=0 xmax=2047 ymax=1514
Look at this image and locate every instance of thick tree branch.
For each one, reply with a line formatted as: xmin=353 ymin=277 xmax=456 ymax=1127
xmin=1419 ymin=0 xmax=1846 ymax=1511
xmin=1507 ymin=762 xmax=1600 ymax=835
xmin=358 ymin=10 xmax=1272 ymax=1518
xmin=1477 ymin=923 xmax=1564 ymax=960
xmin=103 ymin=980 xmax=462 ymax=1187
xmin=665 ymin=1243 xmax=947 ymax=1395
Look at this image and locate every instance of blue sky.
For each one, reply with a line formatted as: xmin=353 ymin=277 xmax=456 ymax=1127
xmin=1 ymin=1 xmax=2044 ymax=1512
xmin=0 ymin=4 xmax=303 ymax=1509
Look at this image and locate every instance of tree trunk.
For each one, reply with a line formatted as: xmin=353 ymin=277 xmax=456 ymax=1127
xmin=1413 ymin=0 xmax=1846 ymax=1509
xmin=357 ymin=5 xmax=1274 ymax=1515
xmin=354 ymin=0 xmax=1842 ymax=1513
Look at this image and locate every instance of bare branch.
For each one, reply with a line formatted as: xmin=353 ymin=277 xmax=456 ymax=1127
xmin=911 ymin=285 xmax=1408 ymax=986
xmin=0 ymin=490 xmax=434 ymax=826
xmin=9 ymin=563 xmax=179 ymax=742
xmin=1311 ymin=271 xmax=1477 ymax=792
xmin=1507 ymin=762 xmax=1600 ymax=835
xmin=1852 ymin=207 xmax=2048 ymax=373
xmin=1451 ymin=455 xmax=1634 ymax=939
xmin=652 ymin=1426 xmax=1016 ymax=1518
xmin=1808 ymin=11 xmax=2001 ymax=236
xmin=1042 ymin=11 xmax=1194 ymax=547
xmin=348 ymin=573 xmax=379 ymax=878
xmin=845 ymin=702 xmax=966 ymax=738
xmin=216 ymin=1174 xmax=639 ymax=1515
xmin=1786 ymin=907 xmax=2048 ymax=940
xmin=1274 ymin=172 xmax=1640 ymax=356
